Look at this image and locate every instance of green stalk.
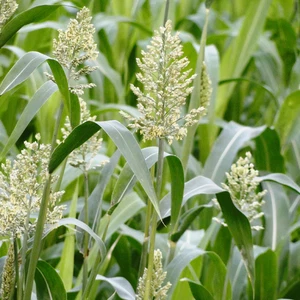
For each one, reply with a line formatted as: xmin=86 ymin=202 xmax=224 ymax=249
xmin=12 ymin=238 xmax=18 ymax=300
xmin=23 ymin=175 xmax=51 ymax=299
xmin=82 ymin=167 xmax=90 ymax=298
xmin=144 ymin=138 xmax=165 ymax=300
xmin=138 ymin=202 xmax=153 ymax=278
xmin=181 ymin=7 xmax=210 ymax=174
xmin=23 ymin=101 xmax=64 ymax=299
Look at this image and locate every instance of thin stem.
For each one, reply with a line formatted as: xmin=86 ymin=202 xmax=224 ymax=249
xmin=12 ymin=238 xmax=18 ymax=300
xmin=24 ymin=101 xmax=65 ymax=299
xmin=82 ymin=167 xmax=90 ymax=298
xmin=23 ymin=175 xmax=51 ymax=299
xmin=144 ymin=138 xmax=165 ymax=300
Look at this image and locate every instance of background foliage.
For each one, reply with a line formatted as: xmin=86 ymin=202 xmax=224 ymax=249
xmin=0 ymin=0 xmax=299 ymax=299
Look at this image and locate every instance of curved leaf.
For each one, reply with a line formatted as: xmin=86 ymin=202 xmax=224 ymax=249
xmin=49 ymin=120 xmax=160 ymax=217
xmin=262 ymin=182 xmax=290 ymax=250
xmin=258 ymin=173 xmax=300 ymax=194
xmin=160 ymin=175 xmax=223 ymax=219
xmin=0 ymin=80 xmax=58 ymax=159
xmin=35 ymin=260 xmax=67 ymax=300
xmin=0 ymin=51 xmax=71 ymax=116
xmin=0 ymin=5 xmax=59 ymax=49
xmin=216 ymin=191 xmax=255 ymax=292
xmin=203 ymin=121 xmax=265 ymax=184
xmin=96 ymin=275 xmax=135 ymax=300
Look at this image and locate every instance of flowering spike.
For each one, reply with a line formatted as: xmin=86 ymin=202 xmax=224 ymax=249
xmin=0 ymin=138 xmax=65 ymax=237
xmin=213 ymin=152 xmax=266 ymax=230
xmin=51 ymin=7 xmax=98 ymax=95
xmin=136 ymin=249 xmax=171 ymax=299
xmin=121 ymin=20 xmax=209 ymax=144
xmin=0 ymin=0 xmax=18 ymax=34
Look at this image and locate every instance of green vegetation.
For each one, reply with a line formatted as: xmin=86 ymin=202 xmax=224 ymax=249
xmin=0 ymin=0 xmax=299 ymax=299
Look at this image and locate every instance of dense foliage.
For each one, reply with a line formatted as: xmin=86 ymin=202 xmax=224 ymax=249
xmin=0 ymin=0 xmax=299 ymax=299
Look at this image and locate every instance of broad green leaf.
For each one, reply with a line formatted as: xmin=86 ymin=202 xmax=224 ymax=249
xmin=111 ymin=147 xmax=184 ymax=228
xmin=255 ymin=249 xmax=278 ymax=300
xmin=96 ymin=275 xmax=135 ymax=300
xmin=0 ymin=81 xmax=58 ymax=159
xmin=166 ymin=249 xmax=229 ymax=299
xmin=171 ymin=204 xmax=213 ymax=243
xmin=94 ymin=103 xmax=141 ymax=118
xmin=275 ymin=90 xmax=300 ymax=146
xmin=0 ymin=5 xmax=59 ymax=49
xmin=254 ymin=128 xmax=285 ymax=172
xmin=49 ymin=120 xmax=160 ymax=217
xmin=262 ymin=182 xmax=290 ymax=251
xmin=56 ymin=217 xmax=106 ymax=260
xmin=99 ymin=192 xmax=145 ymax=241
xmin=258 ymin=173 xmax=300 ymax=194
xmin=35 ymin=260 xmax=67 ymax=300
xmin=216 ymin=0 xmax=273 ymax=117
xmin=216 ymin=191 xmax=255 ymax=291
xmin=203 ymin=121 xmax=265 ymax=184
xmin=160 ymin=175 xmax=223 ymax=218
xmin=182 ymin=278 xmax=214 ymax=300
xmin=0 ymin=51 xmax=71 ymax=115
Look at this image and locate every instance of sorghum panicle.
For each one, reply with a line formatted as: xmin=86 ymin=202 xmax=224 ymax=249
xmin=0 ymin=0 xmax=18 ymax=33
xmin=0 ymin=134 xmax=65 ymax=237
xmin=214 ymin=152 xmax=267 ymax=230
xmin=51 ymin=7 xmax=98 ymax=95
xmin=121 ymin=20 xmax=210 ymax=144
xmin=136 ymin=249 xmax=171 ymax=300
xmin=0 ymin=243 xmax=15 ymax=300
xmin=60 ymin=98 xmax=106 ymax=170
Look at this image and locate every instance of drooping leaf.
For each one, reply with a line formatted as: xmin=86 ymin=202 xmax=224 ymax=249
xmin=182 ymin=278 xmax=214 ymax=300
xmin=216 ymin=191 xmax=255 ymax=292
xmin=96 ymin=275 xmax=135 ymax=300
xmin=35 ymin=260 xmax=67 ymax=300
xmin=203 ymin=121 xmax=265 ymax=184
xmin=160 ymin=175 xmax=223 ymax=219
xmin=0 ymin=5 xmax=59 ymax=49
xmin=0 ymin=81 xmax=58 ymax=159
xmin=49 ymin=120 xmax=160 ymax=217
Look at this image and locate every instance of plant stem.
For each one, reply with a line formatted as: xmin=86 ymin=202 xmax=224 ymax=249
xmin=23 ymin=101 xmax=64 ymax=299
xmin=12 ymin=238 xmax=18 ymax=300
xmin=181 ymin=7 xmax=210 ymax=174
xmin=82 ymin=167 xmax=90 ymax=298
xmin=144 ymin=138 xmax=165 ymax=300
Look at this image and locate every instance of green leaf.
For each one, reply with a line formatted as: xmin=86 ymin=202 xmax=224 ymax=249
xmin=56 ymin=217 xmax=106 ymax=260
xmin=216 ymin=0 xmax=273 ymax=117
xmin=160 ymin=175 xmax=223 ymax=219
xmin=254 ymin=128 xmax=285 ymax=172
xmin=0 ymin=81 xmax=58 ymax=159
xmin=182 ymin=278 xmax=214 ymax=300
xmin=258 ymin=173 xmax=300 ymax=194
xmin=0 ymin=5 xmax=59 ymax=49
xmin=275 ymin=90 xmax=300 ymax=146
xmin=166 ymin=249 xmax=230 ymax=299
xmin=255 ymin=249 xmax=278 ymax=300
xmin=69 ymin=92 xmax=80 ymax=129
xmin=96 ymin=275 xmax=135 ymax=300
xmin=216 ymin=191 xmax=255 ymax=292
xmin=35 ymin=260 xmax=67 ymax=300
xmin=261 ymin=182 xmax=290 ymax=250
xmin=203 ymin=121 xmax=265 ymax=184
xmin=49 ymin=120 xmax=160 ymax=217
xmin=171 ymin=204 xmax=213 ymax=243
xmin=0 ymin=51 xmax=71 ymax=115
